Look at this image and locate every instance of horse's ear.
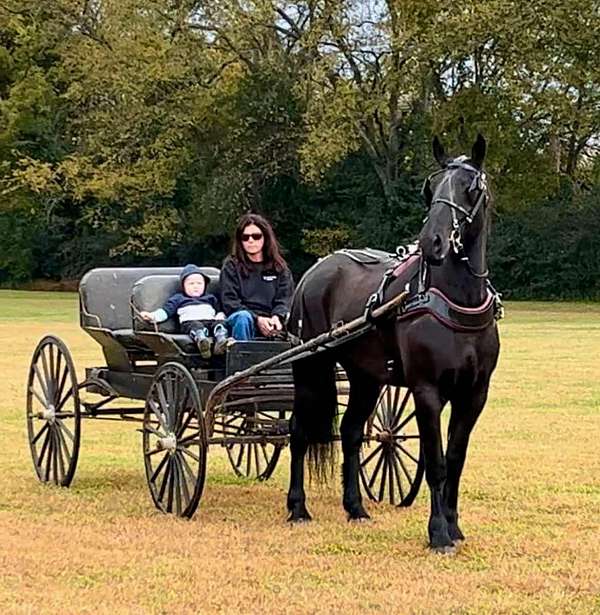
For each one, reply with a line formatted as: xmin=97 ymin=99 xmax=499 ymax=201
xmin=471 ymin=133 xmax=486 ymax=167
xmin=432 ymin=135 xmax=449 ymax=167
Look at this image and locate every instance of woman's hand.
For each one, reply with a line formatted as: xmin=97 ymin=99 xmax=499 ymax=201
xmin=257 ymin=315 xmax=283 ymax=336
xmin=139 ymin=311 xmax=155 ymax=322
xmin=270 ymin=315 xmax=283 ymax=331
xmin=256 ymin=315 xmax=274 ymax=336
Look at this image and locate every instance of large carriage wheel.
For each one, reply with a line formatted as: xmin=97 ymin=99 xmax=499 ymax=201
xmin=26 ymin=335 xmax=81 ymax=486
xmin=220 ymin=407 xmax=283 ymax=481
xmin=143 ymin=362 xmax=207 ymax=518
xmin=359 ymin=385 xmax=424 ymax=506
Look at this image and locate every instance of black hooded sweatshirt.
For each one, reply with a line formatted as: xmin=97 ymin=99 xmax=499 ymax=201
xmin=220 ymin=256 xmax=294 ymax=320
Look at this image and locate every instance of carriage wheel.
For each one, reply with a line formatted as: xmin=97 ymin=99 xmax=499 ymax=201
xmin=222 ymin=409 xmax=283 ymax=481
xmin=143 ymin=362 xmax=207 ymax=518
xmin=359 ymin=385 xmax=424 ymax=506
xmin=26 ymin=336 xmax=81 ymax=487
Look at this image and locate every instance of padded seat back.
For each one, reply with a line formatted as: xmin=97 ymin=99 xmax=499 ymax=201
xmin=132 ymin=271 xmax=221 ymax=333
xmin=79 ymin=267 xmax=191 ymax=331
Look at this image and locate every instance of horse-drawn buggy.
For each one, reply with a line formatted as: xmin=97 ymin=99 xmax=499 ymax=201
xmin=27 ymin=135 xmax=503 ymax=552
xmin=25 ymin=265 xmax=424 ymax=518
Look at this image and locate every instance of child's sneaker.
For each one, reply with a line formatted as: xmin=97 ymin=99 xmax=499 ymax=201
xmin=213 ymin=333 xmax=230 ymax=355
xmin=196 ymin=335 xmax=212 ymax=359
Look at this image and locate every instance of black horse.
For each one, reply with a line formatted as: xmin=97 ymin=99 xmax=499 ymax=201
xmin=286 ymin=135 xmax=500 ymax=552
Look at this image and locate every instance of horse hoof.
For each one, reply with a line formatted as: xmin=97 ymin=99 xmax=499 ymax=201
xmin=287 ymin=513 xmax=312 ymax=524
xmin=431 ymin=544 xmax=456 ymax=555
xmin=348 ymin=515 xmax=372 ymax=524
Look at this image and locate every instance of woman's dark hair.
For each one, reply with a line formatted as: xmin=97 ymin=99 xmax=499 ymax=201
xmin=231 ymin=213 xmax=287 ymax=274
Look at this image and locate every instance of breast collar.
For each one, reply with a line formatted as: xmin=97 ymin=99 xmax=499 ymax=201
xmin=398 ymin=285 xmax=497 ymax=331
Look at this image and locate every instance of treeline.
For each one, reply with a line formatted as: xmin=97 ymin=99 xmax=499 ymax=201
xmin=0 ymin=1 xmax=599 ymax=298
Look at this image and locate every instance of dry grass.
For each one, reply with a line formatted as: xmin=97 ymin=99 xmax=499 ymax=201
xmin=0 ymin=291 xmax=599 ymax=614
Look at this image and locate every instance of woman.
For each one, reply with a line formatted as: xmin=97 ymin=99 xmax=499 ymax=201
xmin=220 ymin=213 xmax=294 ymax=340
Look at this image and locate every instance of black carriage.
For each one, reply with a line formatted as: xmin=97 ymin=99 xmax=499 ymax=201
xmin=26 ymin=267 xmax=424 ymax=518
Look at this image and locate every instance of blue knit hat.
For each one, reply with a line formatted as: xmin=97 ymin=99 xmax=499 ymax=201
xmin=180 ymin=264 xmax=210 ymax=289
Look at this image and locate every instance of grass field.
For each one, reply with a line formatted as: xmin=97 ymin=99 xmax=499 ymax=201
xmin=1 ymin=291 xmax=599 ymax=614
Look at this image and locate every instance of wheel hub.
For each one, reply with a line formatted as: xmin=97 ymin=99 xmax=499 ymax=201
xmin=158 ymin=433 xmax=177 ymax=453
xmin=38 ymin=404 xmax=56 ymax=423
xmin=374 ymin=429 xmax=394 ymax=445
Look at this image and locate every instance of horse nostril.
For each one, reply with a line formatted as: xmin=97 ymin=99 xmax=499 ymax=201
xmin=433 ymin=235 xmax=442 ymax=251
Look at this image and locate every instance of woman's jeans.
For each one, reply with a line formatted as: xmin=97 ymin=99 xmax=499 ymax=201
xmin=226 ymin=310 xmax=255 ymax=340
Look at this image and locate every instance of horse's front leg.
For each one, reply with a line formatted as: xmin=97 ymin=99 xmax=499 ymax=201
xmin=445 ymin=383 xmax=490 ymax=543
xmin=340 ymin=372 xmax=380 ymax=520
xmin=413 ymin=385 xmax=453 ymax=552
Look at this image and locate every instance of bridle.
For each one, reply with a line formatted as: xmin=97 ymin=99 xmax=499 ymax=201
xmin=421 ymin=156 xmax=490 ymax=278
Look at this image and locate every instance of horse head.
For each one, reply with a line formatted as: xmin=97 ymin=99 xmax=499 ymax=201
xmin=419 ymin=134 xmax=489 ymax=266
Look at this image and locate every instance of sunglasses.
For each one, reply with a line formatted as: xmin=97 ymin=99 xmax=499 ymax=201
xmin=241 ymin=232 xmax=263 ymax=242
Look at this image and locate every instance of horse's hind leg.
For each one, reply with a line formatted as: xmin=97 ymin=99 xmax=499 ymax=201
xmin=445 ymin=384 xmax=489 ymax=542
xmin=413 ymin=385 xmax=454 ymax=551
xmin=340 ymin=369 xmax=380 ymax=521
xmin=287 ymin=355 xmax=336 ymax=522
xmin=287 ymin=413 xmax=311 ymax=522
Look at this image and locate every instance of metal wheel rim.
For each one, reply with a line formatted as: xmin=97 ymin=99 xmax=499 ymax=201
xmin=360 ymin=385 xmax=424 ymax=506
xmin=26 ymin=335 xmax=81 ymax=487
xmin=143 ymin=362 xmax=207 ymax=518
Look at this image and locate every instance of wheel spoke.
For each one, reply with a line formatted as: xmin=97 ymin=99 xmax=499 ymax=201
xmin=149 ymin=451 xmax=169 ymax=483
xmin=181 ymin=447 xmax=200 ymax=463
xmin=29 ymin=385 xmax=48 ymax=410
xmin=52 ymin=429 xmax=60 ymax=484
xmin=37 ymin=429 xmax=51 ymax=468
xmin=254 ymin=444 xmax=261 ymax=477
xmin=360 ymin=443 xmax=383 ymax=467
xmin=148 ymin=398 xmax=168 ymax=432
xmin=390 ymin=452 xmax=405 ymax=502
xmin=235 ymin=442 xmax=245 ymax=468
xmin=55 ymin=421 xmax=72 ymax=465
xmin=40 ymin=348 xmax=54 ymax=402
xmin=44 ymin=431 xmax=54 ymax=482
xmin=245 ymin=443 xmax=252 ymax=477
xmin=179 ymin=451 xmax=197 ymax=484
xmin=144 ymin=425 xmax=167 ymax=439
xmin=174 ymin=455 xmax=191 ymax=508
xmin=146 ymin=447 xmax=166 ymax=457
xmin=178 ymin=434 xmax=200 ymax=446
xmin=56 ymin=418 xmax=75 ymax=443
xmin=55 ymin=366 xmax=69 ymax=410
xmin=394 ymin=448 xmax=415 ymax=484
xmin=259 ymin=443 xmax=270 ymax=468
xmin=388 ymin=450 xmax=395 ymax=504
xmin=378 ymin=455 xmax=388 ymax=502
xmin=56 ymin=388 xmax=73 ymax=413
xmin=396 ymin=442 xmax=420 ymax=465
xmin=156 ymin=382 xmax=171 ymax=427
xmin=391 ymin=391 xmax=412 ymax=431
xmin=54 ymin=351 xmax=62 ymax=390
xmin=31 ymin=421 xmax=49 ymax=445
xmin=157 ymin=457 xmax=172 ymax=502
xmin=393 ymin=409 xmax=417 ymax=434
xmin=367 ymin=449 xmax=386 ymax=489
xmin=176 ymin=405 xmax=195 ymax=438
xmin=172 ymin=456 xmax=181 ymax=515
xmin=54 ymin=428 xmax=66 ymax=482
xmin=33 ymin=364 xmax=51 ymax=405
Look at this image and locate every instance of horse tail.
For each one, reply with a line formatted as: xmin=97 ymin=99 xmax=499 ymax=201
xmin=292 ymin=352 xmax=338 ymax=484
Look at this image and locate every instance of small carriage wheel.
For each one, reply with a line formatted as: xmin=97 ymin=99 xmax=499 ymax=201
xmin=222 ymin=407 xmax=283 ymax=481
xmin=359 ymin=385 xmax=424 ymax=507
xmin=143 ymin=362 xmax=207 ymax=518
xmin=26 ymin=335 xmax=81 ymax=487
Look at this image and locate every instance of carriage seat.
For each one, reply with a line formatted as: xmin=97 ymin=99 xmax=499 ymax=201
xmin=131 ymin=272 xmax=221 ymax=355
xmin=79 ymin=267 xmax=187 ymax=340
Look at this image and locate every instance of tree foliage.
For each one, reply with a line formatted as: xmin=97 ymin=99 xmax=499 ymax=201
xmin=0 ymin=0 xmax=598 ymax=296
